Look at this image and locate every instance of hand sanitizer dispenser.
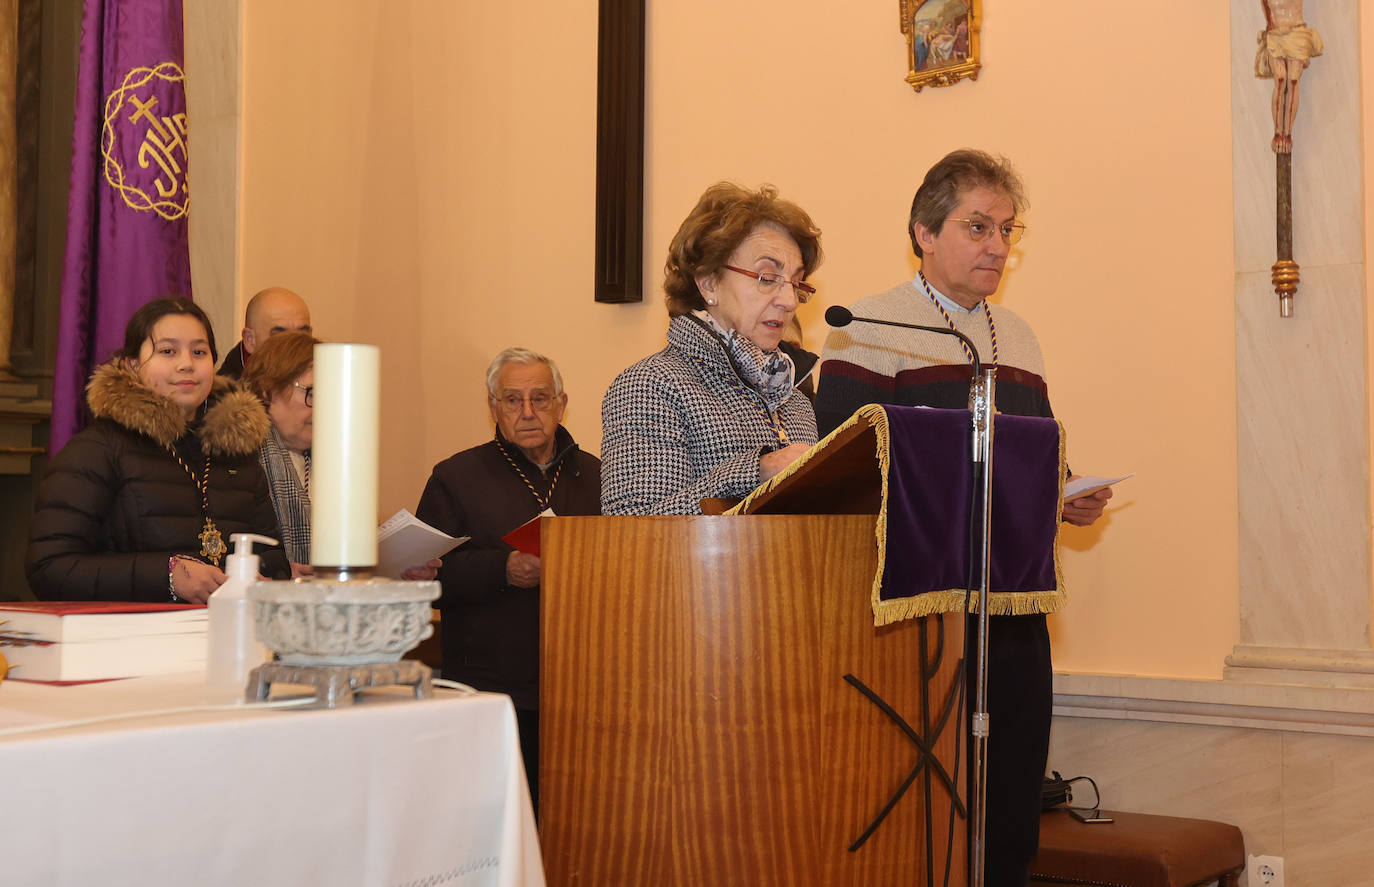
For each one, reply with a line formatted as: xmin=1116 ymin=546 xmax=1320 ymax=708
xmin=207 ymin=533 xmax=278 ymax=689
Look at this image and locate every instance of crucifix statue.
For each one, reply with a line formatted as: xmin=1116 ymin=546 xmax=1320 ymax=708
xmin=1255 ymin=0 xmax=1322 ymax=317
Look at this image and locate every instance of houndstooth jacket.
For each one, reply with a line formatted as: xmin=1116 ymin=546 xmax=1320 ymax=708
xmin=258 ymin=425 xmax=310 ymax=563
xmin=600 ymin=314 xmax=818 ymax=515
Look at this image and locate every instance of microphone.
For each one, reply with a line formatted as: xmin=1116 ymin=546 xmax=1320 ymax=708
xmin=824 ymin=305 xmax=981 ymax=376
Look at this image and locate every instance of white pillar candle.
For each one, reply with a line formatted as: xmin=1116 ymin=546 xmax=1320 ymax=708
xmin=310 ymin=343 xmax=380 ymax=569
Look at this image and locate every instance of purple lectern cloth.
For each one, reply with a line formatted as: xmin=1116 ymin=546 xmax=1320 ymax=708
xmin=879 ymin=406 xmax=1062 ymax=613
xmin=51 ymin=0 xmax=192 ymax=451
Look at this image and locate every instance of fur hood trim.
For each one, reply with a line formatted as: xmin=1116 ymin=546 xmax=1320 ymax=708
xmin=85 ymin=363 xmax=271 ymax=457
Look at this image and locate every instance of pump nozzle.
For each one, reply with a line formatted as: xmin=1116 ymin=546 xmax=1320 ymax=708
xmin=229 ymin=533 xmax=279 ymax=556
xmin=224 ymin=533 xmax=279 ymax=583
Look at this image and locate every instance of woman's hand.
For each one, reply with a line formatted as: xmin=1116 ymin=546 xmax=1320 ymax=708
xmin=402 ymin=558 xmax=443 ymax=581
xmin=290 ymin=562 xmax=315 ymax=580
xmin=171 ymin=557 xmax=227 ymax=603
xmin=759 ymin=442 xmax=812 ymax=482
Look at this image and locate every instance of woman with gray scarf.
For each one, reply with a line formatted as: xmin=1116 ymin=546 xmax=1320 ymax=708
xmin=600 ymin=182 xmax=823 ymax=515
xmin=241 ymin=331 xmax=320 ymax=574
xmin=243 ymin=331 xmax=438 ymax=580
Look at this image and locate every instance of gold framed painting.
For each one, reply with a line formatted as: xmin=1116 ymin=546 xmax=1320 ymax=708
xmin=900 ymin=0 xmax=980 ymax=92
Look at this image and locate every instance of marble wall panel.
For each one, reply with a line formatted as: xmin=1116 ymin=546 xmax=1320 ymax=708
xmin=1234 ymin=262 xmax=1370 ymax=650
xmin=1051 ymin=716 xmax=1374 ymax=886
xmin=1048 ymin=717 xmax=1283 ymax=854
xmin=1281 ymin=733 xmax=1374 ymax=886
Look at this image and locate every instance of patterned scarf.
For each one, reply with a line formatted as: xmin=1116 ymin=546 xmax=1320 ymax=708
xmin=258 ymin=424 xmax=311 ymax=564
xmin=693 ymin=310 xmax=796 ymax=412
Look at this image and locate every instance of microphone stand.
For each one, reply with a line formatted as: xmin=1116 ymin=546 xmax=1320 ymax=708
xmin=826 ymin=308 xmax=996 ymax=887
xmin=968 ymin=364 xmax=995 ymax=887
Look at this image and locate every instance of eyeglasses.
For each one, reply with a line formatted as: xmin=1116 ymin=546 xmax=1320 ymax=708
xmin=293 ymin=382 xmax=313 ymax=406
xmin=721 ymin=265 xmax=816 ymax=303
xmin=494 ymin=392 xmax=559 ymax=414
xmin=945 ymin=218 xmax=1027 ymax=246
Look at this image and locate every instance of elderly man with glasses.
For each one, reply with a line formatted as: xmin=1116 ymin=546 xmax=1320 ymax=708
xmin=415 ymin=347 xmax=601 ymax=810
xmin=815 ymin=149 xmax=1110 ymax=887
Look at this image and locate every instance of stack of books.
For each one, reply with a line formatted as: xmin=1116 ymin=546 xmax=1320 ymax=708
xmin=0 ymin=601 xmax=208 ymax=683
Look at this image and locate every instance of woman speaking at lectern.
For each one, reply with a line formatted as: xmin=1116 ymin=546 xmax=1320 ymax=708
xmin=600 ymin=182 xmax=823 ymax=515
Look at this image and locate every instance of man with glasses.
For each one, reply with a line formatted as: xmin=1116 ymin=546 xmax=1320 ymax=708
xmin=815 ymin=149 xmax=1109 ymax=887
xmin=415 ymin=347 xmax=601 ymax=811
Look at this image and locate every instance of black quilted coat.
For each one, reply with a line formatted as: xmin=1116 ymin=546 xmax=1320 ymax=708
xmin=26 ymin=363 xmax=289 ymax=601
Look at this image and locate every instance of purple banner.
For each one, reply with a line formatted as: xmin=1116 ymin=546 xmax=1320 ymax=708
xmin=51 ymin=0 xmax=191 ymax=451
xmin=880 ymin=407 xmax=1061 ymax=602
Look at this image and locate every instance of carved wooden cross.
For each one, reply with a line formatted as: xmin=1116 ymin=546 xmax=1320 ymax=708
xmin=1257 ymin=0 xmax=1322 ymax=317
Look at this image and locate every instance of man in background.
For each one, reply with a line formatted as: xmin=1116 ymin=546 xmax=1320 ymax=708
xmin=415 ymin=347 xmax=601 ymax=811
xmin=218 ymin=287 xmax=312 ymax=378
xmin=816 ymin=149 xmax=1110 ymax=887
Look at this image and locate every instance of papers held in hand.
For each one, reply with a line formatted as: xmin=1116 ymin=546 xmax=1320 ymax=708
xmin=376 ymin=509 xmax=467 ymax=578
xmin=503 ymin=508 xmax=555 ymax=557
xmin=1062 ymin=473 xmax=1132 ymax=502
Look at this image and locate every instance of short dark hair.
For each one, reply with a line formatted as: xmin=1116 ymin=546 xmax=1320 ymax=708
xmin=908 ymin=149 xmax=1026 ymax=257
xmin=242 ymin=330 xmax=321 ymax=403
xmin=664 ymin=182 xmax=823 ymax=317
xmin=113 ymin=297 xmax=218 ymax=363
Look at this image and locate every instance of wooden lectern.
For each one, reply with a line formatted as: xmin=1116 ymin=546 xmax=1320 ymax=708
xmin=540 ymin=419 xmax=967 ymax=886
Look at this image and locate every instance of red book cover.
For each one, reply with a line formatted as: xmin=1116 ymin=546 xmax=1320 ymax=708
xmin=0 ymin=601 xmax=207 ymax=644
xmin=501 ymin=509 xmax=553 ymax=557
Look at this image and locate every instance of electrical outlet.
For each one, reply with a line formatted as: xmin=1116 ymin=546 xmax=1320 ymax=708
xmin=1247 ymin=854 xmax=1284 ymax=887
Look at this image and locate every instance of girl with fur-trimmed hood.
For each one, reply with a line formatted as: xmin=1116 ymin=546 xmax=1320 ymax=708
xmin=27 ymin=298 xmax=289 ymax=602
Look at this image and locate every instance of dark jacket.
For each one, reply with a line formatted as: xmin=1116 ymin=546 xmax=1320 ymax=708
xmin=415 ymin=427 xmax=600 ymax=709
xmin=779 ymin=340 xmax=818 ymax=401
xmin=26 ymin=364 xmax=289 ymax=601
xmin=217 ymin=341 xmax=247 ymax=379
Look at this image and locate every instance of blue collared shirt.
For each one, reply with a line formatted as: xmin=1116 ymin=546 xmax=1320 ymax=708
xmin=913 ymin=273 xmax=986 ymax=317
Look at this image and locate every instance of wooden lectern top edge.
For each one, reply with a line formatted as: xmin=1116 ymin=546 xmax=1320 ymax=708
xmin=730 ymin=409 xmax=884 ymax=516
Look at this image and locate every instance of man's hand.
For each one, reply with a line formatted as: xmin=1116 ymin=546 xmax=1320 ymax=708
xmin=506 ymin=551 xmax=541 ymax=588
xmin=1062 ymin=478 xmax=1112 ymax=527
xmin=290 ymin=562 xmax=315 ymax=580
xmin=402 ymin=558 xmax=443 ymax=581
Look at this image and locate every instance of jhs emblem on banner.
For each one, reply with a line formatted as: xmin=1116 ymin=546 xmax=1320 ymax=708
xmin=101 ymin=61 xmax=189 ymax=220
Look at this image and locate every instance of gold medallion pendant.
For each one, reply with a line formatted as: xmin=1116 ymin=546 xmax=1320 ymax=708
xmin=199 ymin=519 xmax=226 ymax=565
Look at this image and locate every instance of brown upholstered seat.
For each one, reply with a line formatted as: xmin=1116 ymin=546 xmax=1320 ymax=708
xmin=1030 ymin=809 xmax=1245 ymax=887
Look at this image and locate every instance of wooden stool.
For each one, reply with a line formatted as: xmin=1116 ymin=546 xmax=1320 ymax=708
xmin=1030 ymin=809 xmax=1246 ymax=887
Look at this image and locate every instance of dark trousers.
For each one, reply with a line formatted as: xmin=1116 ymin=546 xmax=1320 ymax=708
xmin=966 ymin=612 xmax=1053 ymax=887
xmin=515 ymin=706 xmax=539 ymax=817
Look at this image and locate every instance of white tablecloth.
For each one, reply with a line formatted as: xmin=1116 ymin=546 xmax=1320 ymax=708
xmin=0 ymin=673 xmax=545 ymax=886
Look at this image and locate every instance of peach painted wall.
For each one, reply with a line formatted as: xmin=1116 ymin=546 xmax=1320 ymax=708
xmin=239 ymin=1 xmax=1239 ymax=677
xmin=1364 ymin=1 xmax=1374 ymax=621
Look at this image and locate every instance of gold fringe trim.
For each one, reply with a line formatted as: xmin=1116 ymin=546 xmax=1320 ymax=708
xmin=873 ymin=588 xmax=1065 ymax=626
xmin=1053 ymin=419 xmax=1068 ymax=610
xmin=729 ymin=406 xmax=1068 ymax=628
